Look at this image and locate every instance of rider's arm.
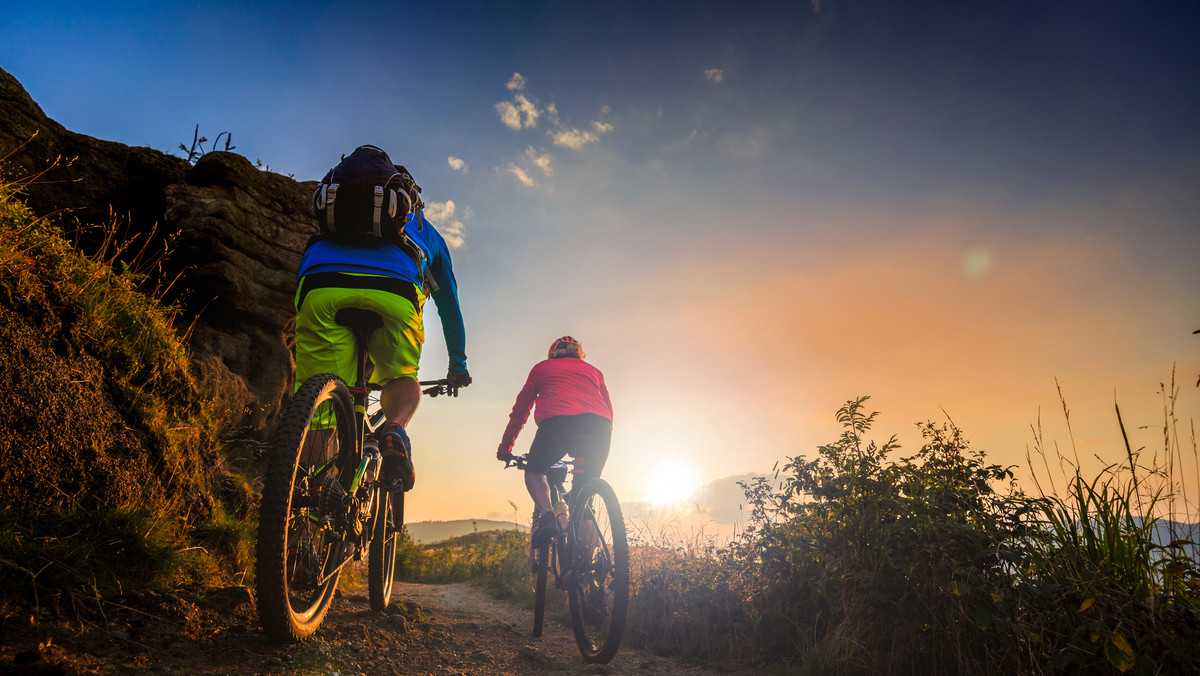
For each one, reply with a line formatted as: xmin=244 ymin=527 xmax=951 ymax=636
xmin=498 ymin=367 xmax=540 ymax=454
xmin=421 ymin=215 xmax=468 ymax=373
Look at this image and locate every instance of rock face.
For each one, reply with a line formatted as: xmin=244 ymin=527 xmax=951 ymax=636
xmin=164 ymin=152 xmax=316 ymax=429
xmin=0 ymin=66 xmax=318 ymax=433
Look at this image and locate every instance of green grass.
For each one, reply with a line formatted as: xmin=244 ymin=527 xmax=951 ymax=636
xmin=0 ymin=158 xmax=256 ymax=610
xmin=0 ymin=510 xmax=224 ymax=614
xmin=393 ymin=529 xmax=544 ymax=604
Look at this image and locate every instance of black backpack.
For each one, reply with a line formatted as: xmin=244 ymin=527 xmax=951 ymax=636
xmin=312 ymin=145 xmax=423 ymax=243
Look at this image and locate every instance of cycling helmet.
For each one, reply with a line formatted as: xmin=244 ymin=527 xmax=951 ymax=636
xmin=548 ymin=335 xmax=585 ymax=359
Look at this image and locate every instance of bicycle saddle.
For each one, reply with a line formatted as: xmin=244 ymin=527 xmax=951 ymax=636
xmin=335 ymin=308 xmax=384 ymax=340
xmin=547 ymin=462 xmax=569 ymax=484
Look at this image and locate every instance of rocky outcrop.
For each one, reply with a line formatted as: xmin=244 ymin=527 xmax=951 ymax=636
xmin=0 ymin=65 xmax=317 ymax=434
xmin=164 ymin=151 xmax=316 ymax=428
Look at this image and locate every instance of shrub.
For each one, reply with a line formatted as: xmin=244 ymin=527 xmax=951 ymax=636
xmin=625 ymin=392 xmax=1200 ymax=674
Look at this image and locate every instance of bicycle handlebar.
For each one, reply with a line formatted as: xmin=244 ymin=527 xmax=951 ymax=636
xmin=502 ymin=454 xmax=530 ymax=470
xmin=419 ymin=379 xmax=463 ymax=398
xmin=501 ymin=454 xmax=575 ymax=470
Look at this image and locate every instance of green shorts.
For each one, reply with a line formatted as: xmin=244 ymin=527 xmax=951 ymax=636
xmin=294 ymin=274 xmax=425 ymax=388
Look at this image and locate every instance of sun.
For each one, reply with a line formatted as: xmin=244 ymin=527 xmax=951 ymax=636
xmin=642 ymin=459 xmax=703 ymax=507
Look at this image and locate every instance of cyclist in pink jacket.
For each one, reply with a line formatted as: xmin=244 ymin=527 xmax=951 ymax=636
xmin=497 ymin=336 xmax=613 ymax=542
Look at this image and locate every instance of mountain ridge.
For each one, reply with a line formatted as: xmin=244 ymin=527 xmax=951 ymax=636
xmin=404 ymin=519 xmax=527 ymax=545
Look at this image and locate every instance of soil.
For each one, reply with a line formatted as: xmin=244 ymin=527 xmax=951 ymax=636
xmin=0 ymin=577 xmax=732 ymax=675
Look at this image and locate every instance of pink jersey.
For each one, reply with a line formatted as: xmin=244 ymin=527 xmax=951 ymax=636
xmin=498 ymin=357 xmax=613 ymax=454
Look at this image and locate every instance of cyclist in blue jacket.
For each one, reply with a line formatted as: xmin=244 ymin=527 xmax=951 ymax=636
xmin=294 ymin=148 xmax=470 ymax=491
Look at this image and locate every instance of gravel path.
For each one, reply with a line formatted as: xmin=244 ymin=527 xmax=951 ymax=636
xmin=0 ymin=578 xmax=731 ymax=675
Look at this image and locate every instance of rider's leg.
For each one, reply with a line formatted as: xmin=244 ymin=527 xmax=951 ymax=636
xmin=365 ymin=289 xmax=423 ymax=491
xmin=525 ymin=471 xmax=553 ymax=513
xmin=380 ymin=375 xmax=421 ymax=427
xmin=525 ymin=471 xmax=556 ymax=543
xmin=378 ymin=377 xmax=421 ymax=491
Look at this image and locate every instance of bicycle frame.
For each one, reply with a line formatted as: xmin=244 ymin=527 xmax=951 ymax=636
xmin=505 ymin=456 xmax=598 ymax=582
xmin=258 ymin=307 xmax=464 ymax=641
xmin=504 ymin=452 xmax=627 ymax=661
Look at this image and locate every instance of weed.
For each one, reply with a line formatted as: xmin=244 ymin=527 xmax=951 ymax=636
xmin=179 ymin=125 xmax=235 ymax=164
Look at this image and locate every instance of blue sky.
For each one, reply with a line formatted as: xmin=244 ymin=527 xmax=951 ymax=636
xmin=3 ymin=0 xmax=1199 ymax=525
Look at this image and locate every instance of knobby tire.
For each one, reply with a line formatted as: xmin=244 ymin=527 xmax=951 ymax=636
xmin=566 ymin=479 xmax=629 ymax=664
xmin=369 ymin=488 xmax=402 ymax=611
xmin=255 ymin=373 xmax=354 ymax=642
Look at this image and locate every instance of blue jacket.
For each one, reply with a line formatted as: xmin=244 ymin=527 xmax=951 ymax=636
xmin=297 ymin=213 xmax=467 ymax=373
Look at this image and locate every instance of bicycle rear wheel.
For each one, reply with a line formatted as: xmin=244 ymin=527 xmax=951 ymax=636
xmin=256 ymin=373 xmax=355 ymax=642
xmin=566 ymin=479 xmax=629 ymax=664
xmin=369 ymin=488 xmax=402 ymax=611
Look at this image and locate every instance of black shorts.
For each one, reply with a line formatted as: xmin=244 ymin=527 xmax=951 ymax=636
xmin=526 ymin=413 xmax=612 ymax=485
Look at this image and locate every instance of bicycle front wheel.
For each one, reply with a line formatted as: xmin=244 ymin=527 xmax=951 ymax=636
xmin=567 ymin=479 xmax=629 ymax=664
xmin=369 ymin=488 xmax=402 ymax=611
xmin=256 ymin=373 xmax=355 ymax=642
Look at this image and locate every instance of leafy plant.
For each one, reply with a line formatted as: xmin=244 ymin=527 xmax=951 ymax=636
xmin=178 ymin=124 xmax=235 ymax=164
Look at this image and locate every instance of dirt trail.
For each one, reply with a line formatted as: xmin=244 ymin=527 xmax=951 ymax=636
xmin=0 ymin=580 xmax=729 ymax=675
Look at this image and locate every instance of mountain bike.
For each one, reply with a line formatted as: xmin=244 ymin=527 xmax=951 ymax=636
xmin=504 ymin=454 xmax=629 ymax=664
xmin=256 ymin=307 xmax=460 ymax=642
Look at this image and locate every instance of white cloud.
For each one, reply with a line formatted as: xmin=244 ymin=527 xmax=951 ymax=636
xmin=550 ymin=127 xmax=599 ymax=150
xmin=496 ymin=93 xmax=541 ymax=130
xmin=447 ymin=156 xmax=467 ymax=173
xmin=515 ymin=94 xmax=540 ymax=127
xmin=496 ymin=101 xmax=522 ymax=130
xmin=423 ymin=200 xmax=468 ymax=249
xmin=495 ymin=75 xmax=613 ymax=158
xmin=525 ymin=147 xmax=553 ymax=176
xmin=440 ymin=222 xmax=465 ymax=249
xmin=506 ymin=163 xmax=537 ymax=187
xmin=423 ymin=200 xmax=456 ymax=224
xmin=704 ymin=68 xmax=725 ymax=83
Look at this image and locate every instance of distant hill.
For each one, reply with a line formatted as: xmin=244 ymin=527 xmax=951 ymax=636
xmin=1144 ymin=518 xmax=1199 ymax=560
xmin=405 ymin=519 xmax=526 ymax=544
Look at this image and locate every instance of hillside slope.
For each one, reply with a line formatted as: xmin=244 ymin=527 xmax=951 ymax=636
xmin=405 ymin=520 xmax=527 ymax=544
xmin=0 ymin=170 xmax=253 ymax=607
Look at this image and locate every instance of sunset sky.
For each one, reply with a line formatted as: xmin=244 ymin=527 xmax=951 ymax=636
xmin=3 ymin=0 xmax=1198 ymax=529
